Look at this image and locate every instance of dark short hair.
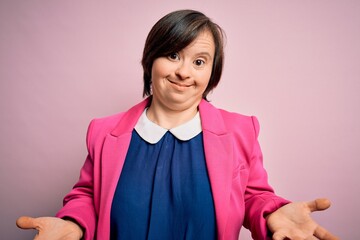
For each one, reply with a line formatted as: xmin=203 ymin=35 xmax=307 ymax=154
xmin=141 ymin=9 xmax=225 ymax=99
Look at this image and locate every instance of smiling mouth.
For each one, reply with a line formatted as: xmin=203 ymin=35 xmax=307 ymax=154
xmin=168 ymin=79 xmax=193 ymax=88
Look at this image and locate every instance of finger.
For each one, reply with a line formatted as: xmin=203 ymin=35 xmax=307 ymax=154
xmin=314 ymin=225 xmax=340 ymax=240
xmin=307 ymin=198 xmax=331 ymax=212
xmin=272 ymin=231 xmax=288 ymax=240
xmin=16 ymin=216 xmax=38 ymax=230
xmin=305 ymin=236 xmax=319 ymax=240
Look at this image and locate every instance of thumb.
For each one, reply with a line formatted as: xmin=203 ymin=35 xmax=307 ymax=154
xmin=307 ymin=198 xmax=332 ymax=212
xmin=16 ymin=216 xmax=39 ymax=230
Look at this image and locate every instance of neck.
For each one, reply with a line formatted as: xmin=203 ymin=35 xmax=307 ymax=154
xmin=146 ymin=99 xmax=200 ymax=129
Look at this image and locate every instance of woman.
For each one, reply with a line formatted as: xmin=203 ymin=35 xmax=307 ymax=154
xmin=17 ymin=9 xmax=338 ymax=240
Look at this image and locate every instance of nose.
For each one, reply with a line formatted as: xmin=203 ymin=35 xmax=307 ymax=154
xmin=175 ymin=61 xmax=191 ymax=80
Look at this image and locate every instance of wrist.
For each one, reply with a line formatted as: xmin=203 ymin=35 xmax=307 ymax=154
xmin=64 ymin=218 xmax=84 ymax=239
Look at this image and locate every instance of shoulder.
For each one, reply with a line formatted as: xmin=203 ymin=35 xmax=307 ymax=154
xmin=89 ymin=112 xmax=126 ymax=133
xmin=218 ymin=108 xmax=260 ymax=137
xmin=85 ymin=112 xmax=127 ymax=147
xmin=85 ymin=98 xmax=150 ymax=146
xmin=200 ymin=100 xmax=260 ymax=138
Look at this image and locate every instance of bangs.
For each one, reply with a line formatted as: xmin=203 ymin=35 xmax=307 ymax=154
xmin=148 ymin=11 xmax=210 ymax=59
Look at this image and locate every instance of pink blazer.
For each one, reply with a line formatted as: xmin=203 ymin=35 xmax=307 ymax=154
xmin=56 ymin=98 xmax=289 ymax=240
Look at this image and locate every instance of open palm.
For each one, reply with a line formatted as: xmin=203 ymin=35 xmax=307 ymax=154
xmin=16 ymin=216 xmax=83 ymax=240
xmin=267 ymin=198 xmax=339 ymax=240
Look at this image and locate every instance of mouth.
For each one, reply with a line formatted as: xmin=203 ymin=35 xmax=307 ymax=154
xmin=167 ymin=79 xmax=193 ymax=88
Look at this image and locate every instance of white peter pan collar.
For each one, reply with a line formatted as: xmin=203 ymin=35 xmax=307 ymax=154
xmin=134 ymin=108 xmax=202 ymax=144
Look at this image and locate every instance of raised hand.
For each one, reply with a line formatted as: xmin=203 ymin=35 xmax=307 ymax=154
xmin=16 ymin=216 xmax=83 ymax=240
xmin=266 ymin=198 xmax=339 ymax=240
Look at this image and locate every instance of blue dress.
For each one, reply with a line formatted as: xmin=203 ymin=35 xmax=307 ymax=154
xmin=110 ymin=111 xmax=216 ymax=240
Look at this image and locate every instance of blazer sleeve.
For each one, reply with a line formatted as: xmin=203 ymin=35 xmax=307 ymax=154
xmin=243 ymin=116 xmax=290 ymax=240
xmin=55 ymin=120 xmax=97 ymax=240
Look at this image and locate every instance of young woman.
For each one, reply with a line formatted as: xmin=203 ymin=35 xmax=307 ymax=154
xmin=17 ymin=9 xmax=338 ymax=240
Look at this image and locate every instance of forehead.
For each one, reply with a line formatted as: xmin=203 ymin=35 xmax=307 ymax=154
xmin=182 ymin=30 xmax=215 ymax=56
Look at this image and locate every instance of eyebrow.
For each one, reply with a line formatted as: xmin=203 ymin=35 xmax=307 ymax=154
xmin=194 ymin=52 xmax=213 ymax=61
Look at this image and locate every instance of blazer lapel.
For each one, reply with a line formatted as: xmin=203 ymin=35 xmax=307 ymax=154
xmin=97 ymin=98 xmax=151 ymax=237
xmin=102 ymin=98 xmax=151 ymax=187
xmin=199 ymin=100 xmax=234 ymax=239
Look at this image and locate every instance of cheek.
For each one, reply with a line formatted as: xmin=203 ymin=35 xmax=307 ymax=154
xmin=151 ymin=59 xmax=171 ymax=79
xmin=199 ymin=70 xmax=212 ymax=88
xmin=151 ymin=65 xmax=160 ymax=80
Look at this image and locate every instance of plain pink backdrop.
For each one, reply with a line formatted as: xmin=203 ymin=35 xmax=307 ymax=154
xmin=1 ymin=1 xmax=359 ymax=239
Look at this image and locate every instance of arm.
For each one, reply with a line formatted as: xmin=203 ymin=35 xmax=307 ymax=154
xmin=242 ymin=116 xmax=290 ymax=239
xmin=55 ymin=120 xmax=98 ymax=240
xmin=244 ymin=117 xmax=339 ymax=239
xmin=16 ymin=120 xmax=98 ymax=240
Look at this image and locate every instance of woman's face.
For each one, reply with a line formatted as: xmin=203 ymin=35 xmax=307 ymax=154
xmin=150 ymin=30 xmax=215 ymax=112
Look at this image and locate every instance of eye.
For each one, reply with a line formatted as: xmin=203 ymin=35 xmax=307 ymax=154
xmin=194 ymin=59 xmax=205 ymax=66
xmin=168 ymin=52 xmax=180 ymax=61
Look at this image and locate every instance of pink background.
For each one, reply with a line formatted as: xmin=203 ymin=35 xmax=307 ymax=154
xmin=1 ymin=1 xmax=359 ymax=239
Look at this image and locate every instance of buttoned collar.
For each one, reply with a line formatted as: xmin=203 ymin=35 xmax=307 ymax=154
xmin=134 ymin=108 xmax=202 ymax=144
